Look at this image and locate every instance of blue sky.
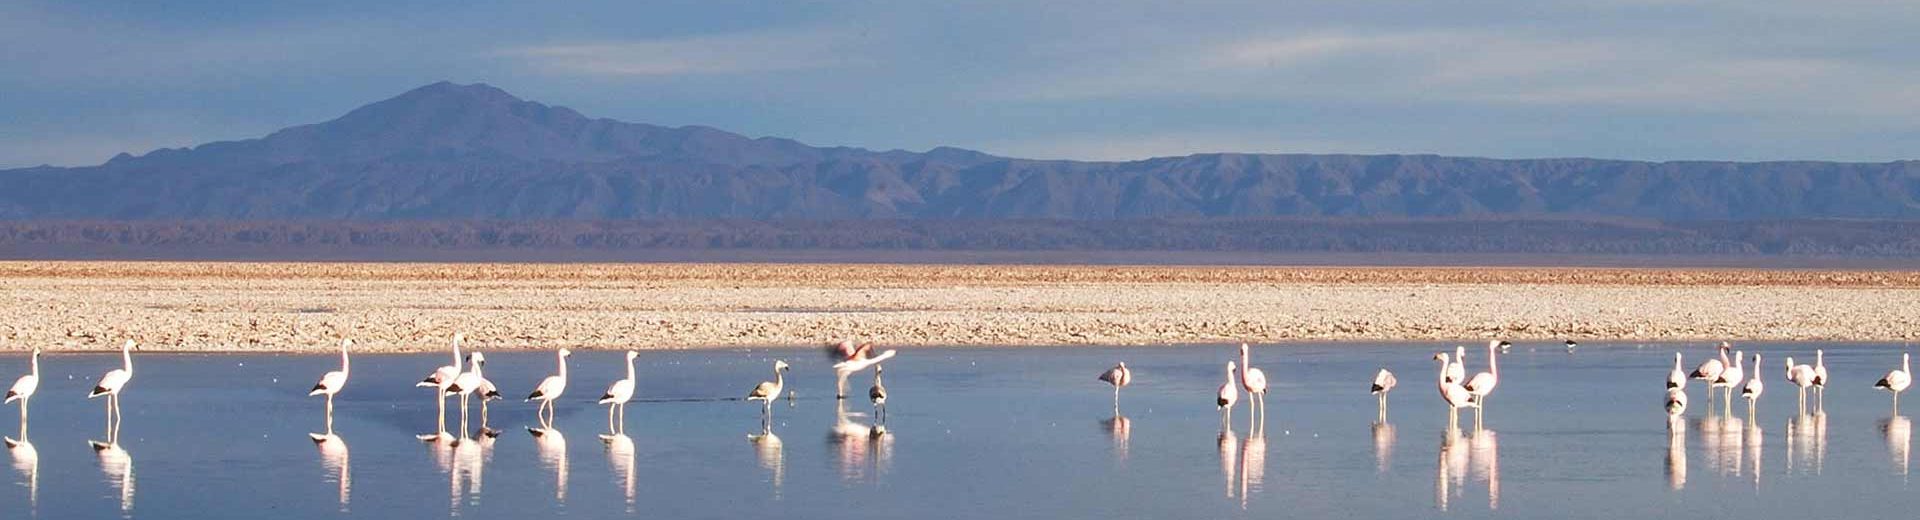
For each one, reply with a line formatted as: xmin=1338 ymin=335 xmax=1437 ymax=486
xmin=4 ymin=0 xmax=1919 ymax=168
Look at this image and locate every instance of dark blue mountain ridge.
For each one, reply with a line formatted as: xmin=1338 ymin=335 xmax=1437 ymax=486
xmin=4 ymin=81 xmax=1918 ymax=220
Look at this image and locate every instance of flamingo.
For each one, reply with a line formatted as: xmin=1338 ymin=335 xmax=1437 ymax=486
xmin=1813 ymin=349 xmax=1829 ymax=409
xmin=1238 ymin=343 xmax=1270 ymax=426
xmin=474 ymin=370 xmax=504 ymax=437
xmin=599 ymin=351 xmax=639 ymax=436
xmin=1667 ymin=353 xmax=1685 ymax=390
xmin=526 ymin=348 xmax=572 ymax=428
xmin=308 ymin=339 xmax=351 ymax=437
xmin=868 ymin=365 xmax=889 ymax=428
xmin=1715 ymin=350 xmax=1746 ymax=413
xmin=1874 ymin=352 xmax=1912 ymax=413
xmin=1666 ymin=388 xmax=1688 ymax=428
xmin=1097 ymin=362 xmax=1132 ymax=412
xmin=746 ymin=360 xmax=791 ymax=433
xmin=443 ymin=353 xmax=490 ymax=439
xmin=1434 ymin=353 xmax=1476 ymax=432
xmin=1370 ymin=368 xmax=1395 ymax=422
xmin=826 ymin=340 xmax=898 ymax=399
xmin=1465 ymin=340 xmax=1505 ymax=407
xmin=6 ymin=347 xmax=41 ymax=444
xmin=1445 ymin=346 xmax=1466 ymax=385
xmin=87 ymin=340 xmax=136 ymax=444
xmin=416 ymin=334 xmax=464 ymax=440
xmin=1741 ymin=353 xmax=1764 ymax=422
xmin=1786 ymin=356 xmax=1816 ymax=413
xmin=1218 ymin=362 xmax=1241 ymax=426
xmin=1690 ymin=343 xmax=1730 ymax=410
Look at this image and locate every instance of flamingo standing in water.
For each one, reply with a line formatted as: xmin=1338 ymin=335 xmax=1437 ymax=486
xmin=416 ymin=334 xmax=464 ymax=440
xmin=1690 ymin=343 xmax=1730 ymax=411
xmin=599 ymin=351 xmax=640 ymax=436
xmin=526 ymin=348 xmax=572 ymax=429
xmin=1874 ymin=353 xmax=1912 ymax=413
xmin=1098 ymin=362 xmax=1132 ymax=413
xmin=6 ymin=347 xmax=41 ymax=444
xmin=308 ymin=339 xmax=351 ymax=437
xmin=1667 ymin=353 xmax=1685 ymax=391
xmin=826 ymin=340 xmax=897 ymax=399
xmin=1715 ymin=350 xmax=1746 ymax=415
xmin=1786 ymin=356 xmax=1816 ymax=414
xmin=1238 ymin=343 xmax=1269 ymax=427
xmin=1433 ymin=353 xmax=1475 ymax=432
xmin=87 ymin=340 xmax=136 ymax=444
xmin=1371 ymin=368 xmax=1396 ymax=422
xmin=1741 ymin=353 xmax=1764 ymax=422
xmin=1218 ymin=362 xmax=1240 ymax=427
xmin=1464 ymin=341 xmax=1505 ymax=427
xmin=746 ymin=360 xmax=791 ymax=433
xmin=1813 ymin=349 xmax=1830 ymax=409
xmin=1445 ymin=346 xmax=1466 ymax=385
xmin=868 ymin=365 xmax=889 ymax=430
xmin=444 ymin=353 xmax=490 ymax=439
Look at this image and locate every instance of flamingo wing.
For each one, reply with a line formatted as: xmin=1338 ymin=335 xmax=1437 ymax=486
xmin=311 ymin=370 xmax=348 ymax=396
xmin=528 ymin=375 xmax=566 ymax=401
xmin=90 ymin=369 xmax=130 ymax=397
xmin=6 ymin=374 xmax=36 ymax=402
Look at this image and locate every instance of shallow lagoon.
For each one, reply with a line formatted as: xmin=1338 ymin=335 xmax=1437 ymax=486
xmin=1 ymin=342 xmax=1916 ymax=519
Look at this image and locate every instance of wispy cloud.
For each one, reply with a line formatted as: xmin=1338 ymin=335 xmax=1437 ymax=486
xmin=500 ymin=29 xmax=870 ymax=77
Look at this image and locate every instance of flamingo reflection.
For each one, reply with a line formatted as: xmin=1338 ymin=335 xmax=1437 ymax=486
xmin=1218 ymin=429 xmax=1238 ymax=499
xmin=1435 ymin=430 xmax=1466 ymax=511
xmin=830 ymin=399 xmax=873 ymax=482
xmin=529 ymin=427 xmax=569 ymax=504
xmin=605 ymin=433 xmax=637 ymax=513
xmin=9 ymin=440 xmax=36 ymax=512
xmin=1102 ymin=414 xmax=1132 ymax=463
xmin=748 ymin=432 xmax=784 ymax=500
xmin=96 ymin=441 xmax=134 ymax=515
xmin=1238 ymin=425 xmax=1266 ymax=510
xmin=1469 ymin=429 xmax=1499 ymax=510
xmin=1666 ymin=420 xmax=1687 ymax=491
xmin=448 ymin=433 xmax=490 ymax=516
xmin=312 ymin=434 xmax=351 ymax=512
xmin=1744 ymin=422 xmax=1763 ymax=490
xmin=1372 ymin=420 xmax=1396 ymax=474
xmin=1885 ymin=415 xmax=1911 ymax=477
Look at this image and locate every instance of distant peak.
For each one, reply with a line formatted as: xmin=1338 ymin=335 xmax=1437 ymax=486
xmin=395 ymin=81 xmax=523 ymax=104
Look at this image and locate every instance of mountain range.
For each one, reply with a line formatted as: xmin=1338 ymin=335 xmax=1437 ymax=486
xmin=3 ymin=81 xmax=1919 ymax=221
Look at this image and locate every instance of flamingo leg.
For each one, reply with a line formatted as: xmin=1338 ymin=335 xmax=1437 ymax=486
xmin=18 ymin=398 xmax=27 ymax=440
xmin=325 ymin=394 xmax=336 ymax=435
xmin=458 ymin=393 xmax=471 ymax=439
xmin=435 ymin=392 xmax=448 ymax=434
xmin=606 ymin=404 xmax=616 ymax=434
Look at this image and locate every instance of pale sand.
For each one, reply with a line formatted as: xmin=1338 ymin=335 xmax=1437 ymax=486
xmin=2 ymin=261 xmax=1919 ymax=352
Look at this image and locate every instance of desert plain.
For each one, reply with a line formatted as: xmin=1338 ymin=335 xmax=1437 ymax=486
xmin=2 ymin=261 xmax=1919 ymax=352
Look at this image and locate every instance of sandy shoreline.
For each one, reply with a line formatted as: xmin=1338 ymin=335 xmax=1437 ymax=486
xmin=2 ymin=261 xmax=1919 ymax=353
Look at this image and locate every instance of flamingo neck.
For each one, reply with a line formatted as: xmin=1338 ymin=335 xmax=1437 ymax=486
xmin=1905 ymin=354 xmax=1911 ymax=374
xmin=625 ymin=356 xmax=636 ymax=383
xmin=30 ymin=350 xmax=39 ymax=376
xmin=773 ymin=367 xmax=785 ymax=387
xmin=340 ymin=344 xmax=350 ymax=374
xmin=1238 ymin=348 xmax=1251 ymax=383
xmin=452 ymin=340 xmax=463 ymax=372
xmin=1488 ymin=345 xmax=1498 ymax=376
xmin=121 ymin=344 xmax=133 ymax=374
xmin=558 ymin=352 xmax=568 ymax=379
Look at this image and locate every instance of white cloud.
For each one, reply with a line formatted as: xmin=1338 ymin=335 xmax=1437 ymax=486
xmin=499 ymin=29 xmax=870 ymax=77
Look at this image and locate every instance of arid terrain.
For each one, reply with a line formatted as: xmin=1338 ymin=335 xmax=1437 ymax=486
xmin=3 ymin=261 xmax=1920 ymax=352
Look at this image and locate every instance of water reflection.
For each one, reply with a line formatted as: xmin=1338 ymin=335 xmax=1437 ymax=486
xmin=1885 ymin=416 xmax=1911 ymax=477
xmin=1786 ymin=412 xmax=1829 ymax=475
xmin=529 ymin=427 xmax=569 ymax=504
xmin=1470 ymin=430 xmax=1500 ymax=510
xmin=1666 ymin=421 xmax=1687 ymax=491
xmin=1372 ymin=421 xmax=1396 ymax=474
xmin=1103 ymin=415 xmax=1132 ymax=463
xmin=1217 ymin=429 xmax=1238 ymax=499
xmin=606 ymin=433 xmax=638 ymax=513
xmin=448 ymin=434 xmax=490 ymax=516
xmin=95 ymin=441 xmax=134 ymax=515
xmin=1699 ymin=415 xmax=1744 ymax=478
xmin=312 ymin=434 xmax=350 ymax=512
xmin=868 ymin=428 xmax=895 ymax=484
xmin=1238 ymin=427 xmax=1266 ymax=510
xmin=831 ymin=400 xmax=874 ymax=483
xmin=9 ymin=440 xmax=36 ymax=512
xmin=748 ymin=432 xmax=784 ymax=500
xmin=1436 ymin=431 xmax=1467 ymax=511
xmin=1744 ymin=422 xmax=1763 ymax=490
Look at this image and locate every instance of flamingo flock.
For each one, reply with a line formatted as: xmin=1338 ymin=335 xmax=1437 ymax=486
xmin=2 ymin=334 xmax=1916 ymax=511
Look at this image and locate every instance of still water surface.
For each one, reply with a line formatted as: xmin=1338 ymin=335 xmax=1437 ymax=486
xmin=0 ymin=343 xmax=1916 ymax=519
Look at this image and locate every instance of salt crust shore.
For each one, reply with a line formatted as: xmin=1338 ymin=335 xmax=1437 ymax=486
xmin=2 ymin=261 xmax=1918 ymax=353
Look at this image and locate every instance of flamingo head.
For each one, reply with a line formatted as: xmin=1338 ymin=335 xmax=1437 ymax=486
xmin=774 ymin=360 xmax=790 ymax=371
xmin=558 ymin=347 xmax=573 ymax=357
xmin=1227 ymin=360 xmax=1237 ymax=372
xmin=1433 ymin=352 xmax=1449 ymax=363
xmin=340 ymin=339 xmax=353 ymax=350
xmin=625 ymin=350 xmax=639 ymax=361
